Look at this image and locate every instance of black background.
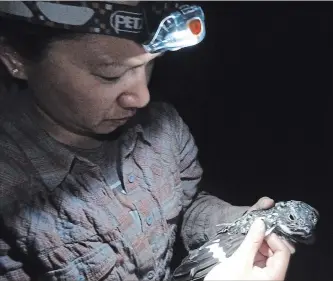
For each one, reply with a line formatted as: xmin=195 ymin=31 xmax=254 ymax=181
xmin=150 ymin=2 xmax=332 ymax=281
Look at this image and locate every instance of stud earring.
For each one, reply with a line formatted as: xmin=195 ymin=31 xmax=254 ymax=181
xmin=12 ymin=68 xmax=18 ymax=75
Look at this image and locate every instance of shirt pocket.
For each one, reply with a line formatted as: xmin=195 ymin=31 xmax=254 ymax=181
xmin=149 ymin=160 xmax=182 ymax=224
xmin=160 ymin=182 xmax=183 ymax=224
xmin=40 ymin=244 xmax=118 ymax=281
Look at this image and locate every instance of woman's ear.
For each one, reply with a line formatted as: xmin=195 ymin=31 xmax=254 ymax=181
xmin=0 ymin=39 xmax=27 ymax=80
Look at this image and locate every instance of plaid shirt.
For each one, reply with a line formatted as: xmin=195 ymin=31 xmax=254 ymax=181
xmin=0 ymin=91 xmax=248 ymax=281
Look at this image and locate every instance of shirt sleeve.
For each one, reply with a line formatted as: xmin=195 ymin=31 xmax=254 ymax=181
xmin=0 ymin=238 xmax=31 ymax=281
xmin=166 ymin=103 xmax=249 ymax=251
xmin=0 ymin=135 xmax=33 ymax=280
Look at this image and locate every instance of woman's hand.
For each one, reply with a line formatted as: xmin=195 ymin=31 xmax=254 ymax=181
xmin=248 ymin=196 xmax=296 ymax=254
xmin=204 ymin=219 xmax=292 ymax=281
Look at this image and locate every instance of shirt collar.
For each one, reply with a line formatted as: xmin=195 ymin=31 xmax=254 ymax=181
xmin=118 ymin=107 xmax=152 ymax=157
xmin=1 ymin=89 xmax=151 ymax=190
xmin=1 ymin=94 xmax=75 ymax=190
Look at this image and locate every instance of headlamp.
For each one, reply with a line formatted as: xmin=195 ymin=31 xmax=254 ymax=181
xmin=142 ymin=4 xmax=205 ymax=53
xmin=0 ymin=1 xmax=206 ymax=54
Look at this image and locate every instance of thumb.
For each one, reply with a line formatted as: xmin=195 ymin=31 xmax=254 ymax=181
xmin=234 ymin=218 xmax=266 ymax=264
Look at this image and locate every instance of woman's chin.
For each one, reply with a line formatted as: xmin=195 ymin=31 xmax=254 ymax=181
xmin=92 ymin=119 xmax=128 ymax=135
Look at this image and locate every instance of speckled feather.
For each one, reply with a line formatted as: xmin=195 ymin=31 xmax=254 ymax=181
xmin=172 ymin=200 xmax=319 ymax=281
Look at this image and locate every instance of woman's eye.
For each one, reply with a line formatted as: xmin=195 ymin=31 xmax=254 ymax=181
xmin=98 ymin=75 xmax=121 ymax=82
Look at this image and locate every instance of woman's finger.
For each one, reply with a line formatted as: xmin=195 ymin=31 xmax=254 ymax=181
xmin=258 ymin=240 xmax=274 ymax=257
xmin=265 ymin=234 xmax=291 ymax=280
xmin=233 ymin=218 xmax=266 ymax=266
xmin=281 ymin=239 xmax=296 ymax=254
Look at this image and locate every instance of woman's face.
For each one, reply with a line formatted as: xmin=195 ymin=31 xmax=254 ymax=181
xmin=4 ymin=34 xmax=160 ymax=135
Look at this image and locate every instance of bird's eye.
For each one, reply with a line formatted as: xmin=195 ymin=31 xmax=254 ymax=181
xmin=289 ymin=214 xmax=295 ymax=220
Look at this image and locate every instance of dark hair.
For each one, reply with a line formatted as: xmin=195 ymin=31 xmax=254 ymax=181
xmin=0 ymin=17 xmax=79 ymax=61
xmin=0 ymin=17 xmax=78 ymax=90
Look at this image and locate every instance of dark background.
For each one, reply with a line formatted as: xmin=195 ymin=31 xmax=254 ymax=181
xmin=150 ymin=2 xmax=332 ymax=281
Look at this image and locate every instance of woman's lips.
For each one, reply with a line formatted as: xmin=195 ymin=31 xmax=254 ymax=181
xmin=113 ymin=115 xmax=133 ymax=121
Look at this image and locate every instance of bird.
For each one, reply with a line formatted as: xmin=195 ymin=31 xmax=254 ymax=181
xmin=172 ymin=200 xmax=319 ymax=281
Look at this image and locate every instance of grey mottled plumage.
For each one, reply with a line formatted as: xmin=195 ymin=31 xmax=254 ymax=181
xmin=172 ymin=200 xmax=319 ymax=281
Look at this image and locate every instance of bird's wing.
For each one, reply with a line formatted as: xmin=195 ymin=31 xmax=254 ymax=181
xmin=172 ymin=227 xmax=246 ymax=281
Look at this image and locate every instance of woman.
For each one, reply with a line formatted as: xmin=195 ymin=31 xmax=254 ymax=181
xmin=0 ymin=1 xmax=291 ymax=280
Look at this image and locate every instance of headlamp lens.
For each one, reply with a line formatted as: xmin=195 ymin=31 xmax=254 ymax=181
xmin=142 ymin=5 xmax=206 ymax=54
xmin=188 ymin=18 xmax=202 ymax=35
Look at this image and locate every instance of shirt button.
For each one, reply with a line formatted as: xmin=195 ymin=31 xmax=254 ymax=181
xmin=147 ymin=271 xmax=155 ymax=280
xmin=128 ymin=174 xmax=136 ymax=183
xmin=146 ymin=215 xmax=153 ymax=225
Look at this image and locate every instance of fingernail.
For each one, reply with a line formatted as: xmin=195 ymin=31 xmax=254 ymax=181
xmin=259 ymin=197 xmax=270 ymax=206
xmin=282 ymin=240 xmax=296 ymax=254
xmin=252 ymin=218 xmax=266 ymax=231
